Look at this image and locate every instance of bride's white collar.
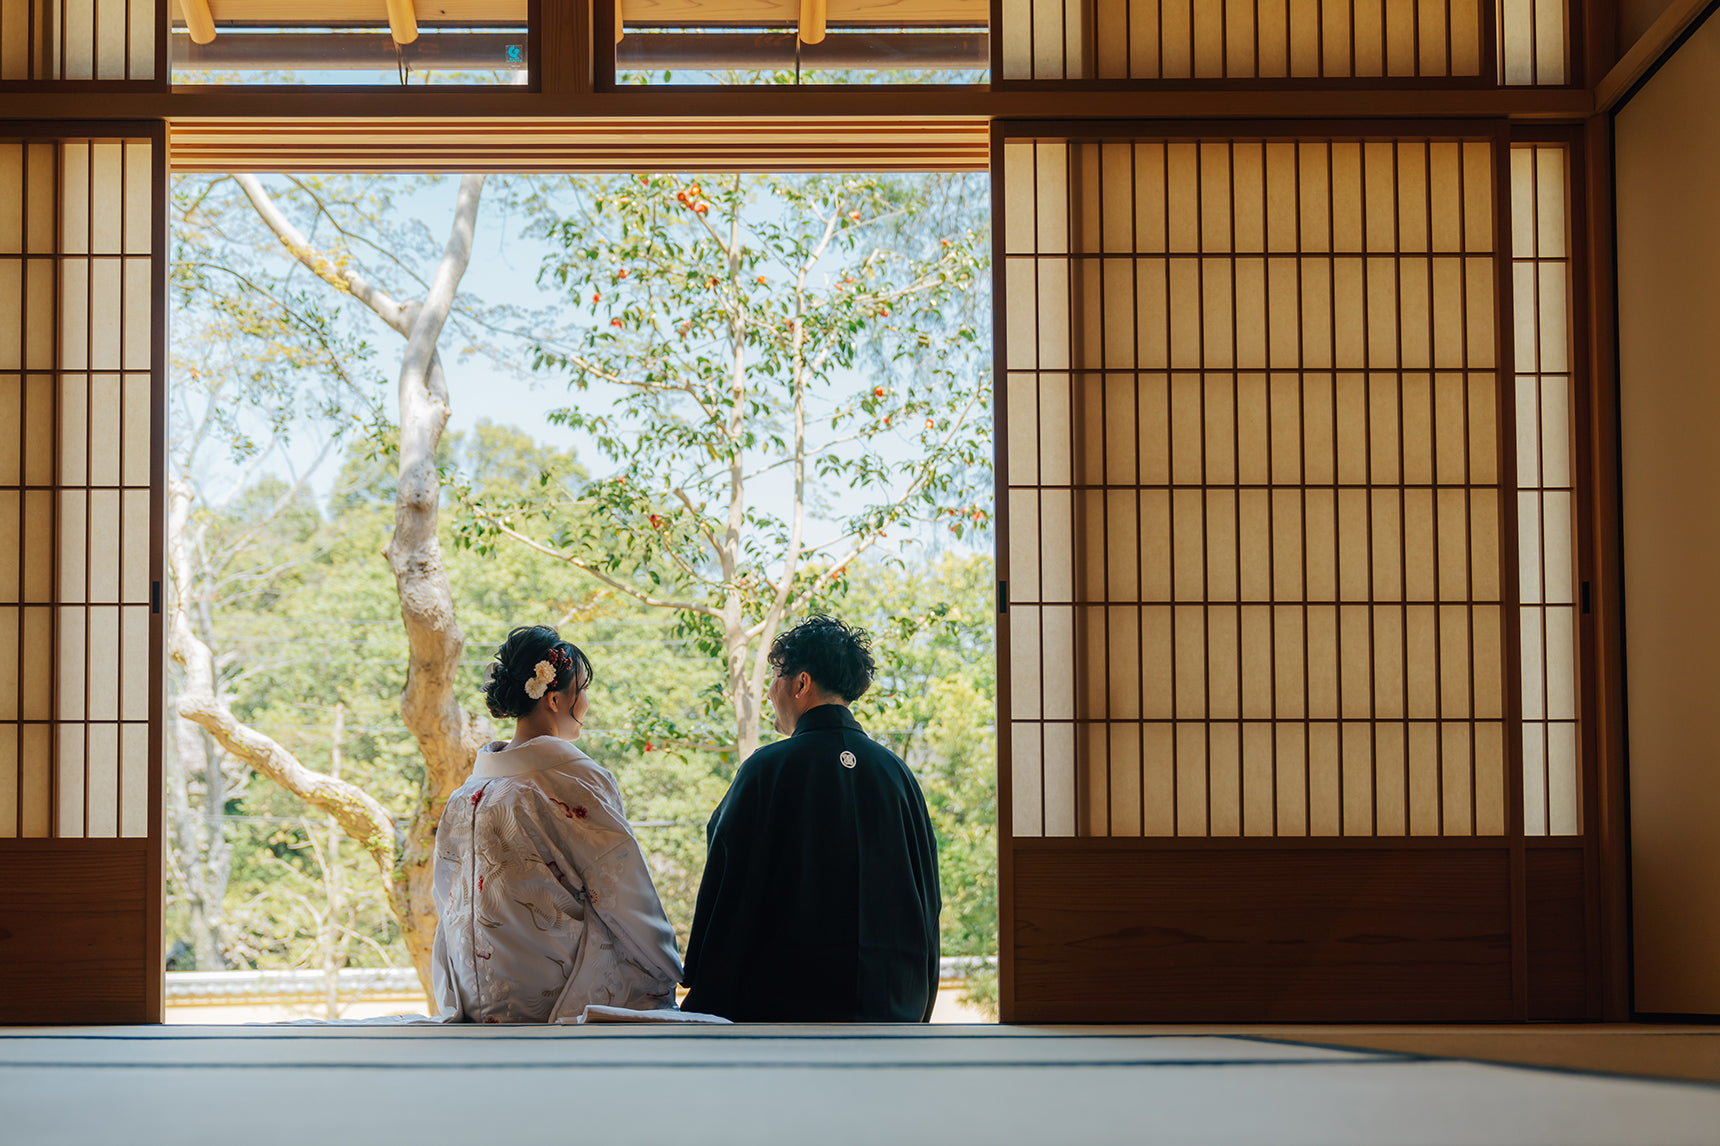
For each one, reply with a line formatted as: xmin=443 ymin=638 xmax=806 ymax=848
xmin=472 ymin=735 xmax=593 ymax=778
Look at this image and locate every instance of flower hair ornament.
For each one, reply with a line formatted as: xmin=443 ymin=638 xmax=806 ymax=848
xmin=523 ymin=646 xmax=574 ymax=701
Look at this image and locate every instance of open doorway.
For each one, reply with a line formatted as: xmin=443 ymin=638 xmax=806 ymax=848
xmin=161 ymin=167 xmax=998 ymax=1022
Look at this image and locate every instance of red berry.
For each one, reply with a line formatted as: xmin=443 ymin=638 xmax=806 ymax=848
xmin=873 ymin=386 xmax=885 ymax=397
xmin=618 ymin=268 xmax=629 ymax=278
xmin=592 ymin=292 xmax=601 ymax=304
xmin=610 ymin=317 xmax=623 ymax=328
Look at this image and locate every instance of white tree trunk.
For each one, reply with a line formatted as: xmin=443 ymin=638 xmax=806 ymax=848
xmin=238 ymin=172 xmax=494 ymax=994
xmin=381 ymin=174 xmax=493 ymax=990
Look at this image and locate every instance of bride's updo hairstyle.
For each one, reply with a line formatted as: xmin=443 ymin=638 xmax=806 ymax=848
xmin=482 ymin=625 xmax=595 ymax=721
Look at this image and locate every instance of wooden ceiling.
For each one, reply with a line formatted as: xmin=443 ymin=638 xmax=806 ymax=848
xmin=167 ymin=116 xmax=991 ymax=171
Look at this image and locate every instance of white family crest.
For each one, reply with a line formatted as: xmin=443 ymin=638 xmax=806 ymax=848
xmin=839 ymin=751 xmax=858 ymax=769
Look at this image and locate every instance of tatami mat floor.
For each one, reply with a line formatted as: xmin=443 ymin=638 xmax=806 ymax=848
xmin=3 ymin=1024 xmax=1717 ymax=1145
xmin=1077 ymin=1023 xmax=1720 ymax=1085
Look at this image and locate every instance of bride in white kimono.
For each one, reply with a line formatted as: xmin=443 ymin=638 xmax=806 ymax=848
xmin=431 ymin=625 xmax=683 ymax=1023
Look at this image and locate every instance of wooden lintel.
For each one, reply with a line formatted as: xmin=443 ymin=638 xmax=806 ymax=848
xmin=0 ymin=86 xmax=1593 ymax=128
xmin=0 ymin=87 xmax=1594 ymax=182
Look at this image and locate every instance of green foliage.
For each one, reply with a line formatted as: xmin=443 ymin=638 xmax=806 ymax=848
xmin=846 ymin=553 xmax=998 ymax=961
xmin=166 ymin=171 xmax=1000 ymax=986
xmin=457 ymin=172 xmax=993 ymax=752
xmin=169 ymin=427 xmax=998 ymax=969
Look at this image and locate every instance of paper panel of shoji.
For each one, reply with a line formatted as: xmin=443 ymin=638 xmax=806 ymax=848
xmin=1510 ymin=142 xmax=1579 ymax=836
xmin=1002 ymin=135 xmax=1512 ymax=839
xmin=0 ymin=0 xmax=157 ymax=81
xmin=1 ymin=135 xmax=156 ymax=840
xmin=999 ymin=0 xmax=1491 ymax=82
xmin=1499 ymin=0 xmax=1567 ymax=85
xmin=1 ymin=140 xmax=58 ymax=839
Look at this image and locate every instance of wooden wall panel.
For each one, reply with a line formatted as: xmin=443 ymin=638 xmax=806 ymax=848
xmin=1012 ymin=843 xmax=1515 ymax=1021
xmin=1525 ymin=845 xmax=1588 ymax=1018
xmin=0 ymin=840 xmax=150 ymax=1022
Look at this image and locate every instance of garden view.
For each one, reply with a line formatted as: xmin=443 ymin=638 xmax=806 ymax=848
xmin=163 ymin=167 xmax=998 ymax=1016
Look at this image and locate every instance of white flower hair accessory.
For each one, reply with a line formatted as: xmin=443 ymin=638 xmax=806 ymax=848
xmin=524 ymin=660 xmax=558 ymax=700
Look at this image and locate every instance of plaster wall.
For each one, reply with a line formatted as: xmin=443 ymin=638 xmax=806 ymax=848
xmin=1615 ymin=3 xmax=1720 ymax=1015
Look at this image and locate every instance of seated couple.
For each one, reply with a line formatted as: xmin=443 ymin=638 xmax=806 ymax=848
xmin=430 ymin=615 xmax=943 ymax=1024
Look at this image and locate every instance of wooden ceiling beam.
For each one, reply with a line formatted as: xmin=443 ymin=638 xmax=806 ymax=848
xmin=179 ymin=0 xmax=217 ymax=44
xmin=799 ymin=0 xmax=827 ymax=45
xmin=385 ymin=0 xmax=419 ymax=44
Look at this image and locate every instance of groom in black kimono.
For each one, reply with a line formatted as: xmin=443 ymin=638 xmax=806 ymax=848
xmin=681 ymin=615 xmax=942 ymax=1022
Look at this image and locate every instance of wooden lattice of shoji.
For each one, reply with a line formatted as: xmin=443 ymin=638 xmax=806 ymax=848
xmin=1510 ymin=141 xmax=1580 ymax=836
xmin=0 ymin=0 xmax=158 ymax=81
xmin=0 ymin=135 xmax=159 ymax=841
xmin=997 ymin=0 xmax=1567 ymax=85
xmin=1001 ymin=131 xmax=1522 ymax=840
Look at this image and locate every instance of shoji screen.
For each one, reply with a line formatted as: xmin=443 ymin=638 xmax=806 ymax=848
xmin=0 ymin=124 xmax=164 ymax=1023
xmin=996 ymin=121 xmax=1596 ymax=1022
xmin=1004 ymin=134 xmax=1510 ymax=844
xmin=0 ymin=0 xmax=160 ymax=81
xmin=1510 ymin=141 xmax=1579 ymax=840
xmin=995 ymin=0 xmax=1568 ymax=85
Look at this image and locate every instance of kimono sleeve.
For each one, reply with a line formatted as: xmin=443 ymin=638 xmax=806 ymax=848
xmin=520 ymin=764 xmax=684 ymax=988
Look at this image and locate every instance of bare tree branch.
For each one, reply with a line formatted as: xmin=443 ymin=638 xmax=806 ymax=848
xmin=485 ymin=517 xmax=722 ymax=617
xmin=167 ymin=479 xmax=397 ymax=874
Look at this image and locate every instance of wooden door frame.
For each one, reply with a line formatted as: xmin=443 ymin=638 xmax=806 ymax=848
xmin=989 ymin=116 xmax=1614 ymax=1022
xmin=0 ymin=0 xmax=1641 ymax=1025
xmin=0 ymin=118 xmax=168 ymax=1024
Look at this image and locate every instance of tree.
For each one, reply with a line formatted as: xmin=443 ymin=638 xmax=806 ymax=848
xmin=842 ymin=551 xmax=998 ymax=1009
xmin=462 ymin=172 xmax=992 ymax=761
xmin=168 ymin=172 xmax=497 ymax=988
xmin=165 ymin=185 xmax=388 ymax=969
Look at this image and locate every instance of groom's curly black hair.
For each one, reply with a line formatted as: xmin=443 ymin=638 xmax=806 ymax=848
xmin=767 ymin=615 xmax=877 ymax=704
